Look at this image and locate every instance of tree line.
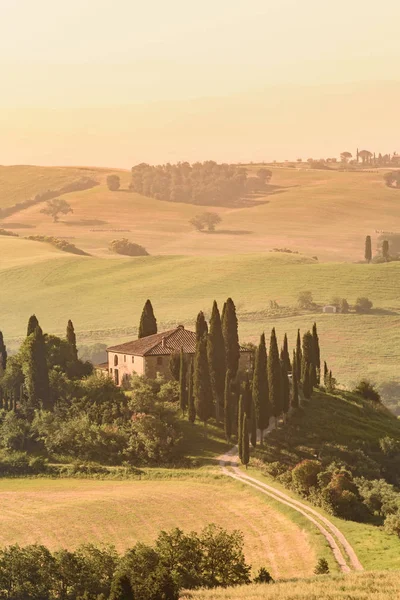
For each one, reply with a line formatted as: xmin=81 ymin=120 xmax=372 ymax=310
xmin=129 ymin=161 xmax=272 ymax=206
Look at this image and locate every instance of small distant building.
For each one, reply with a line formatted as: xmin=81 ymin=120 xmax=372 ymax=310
xmin=98 ymin=325 xmax=253 ymax=386
xmin=323 ymin=305 xmax=337 ymax=314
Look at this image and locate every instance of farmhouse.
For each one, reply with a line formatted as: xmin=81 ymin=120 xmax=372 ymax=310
xmin=101 ymin=325 xmax=253 ymax=385
xmin=323 ymin=305 xmax=337 ymax=314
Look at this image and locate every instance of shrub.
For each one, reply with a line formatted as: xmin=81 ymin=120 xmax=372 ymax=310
xmin=25 ymin=235 xmax=89 ymax=256
xmin=297 ymin=291 xmax=314 ymax=310
xmin=291 ymin=460 xmax=321 ymax=495
xmin=314 ymin=558 xmax=329 ymax=574
xmin=189 ymin=212 xmax=222 ymax=232
xmin=384 ymin=513 xmax=400 ymax=537
xmin=253 ymin=567 xmax=274 ymax=584
xmin=354 ymin=297 xmax=373 ymax=313
xmin=353 ymin=379 xmax=381 ymax=402
xmin=0 ymin=229 xmax=18 ymax=237
xmin=107 ymin=174 xmax=121 ymax=191
xmin=109 ymin=238 xmax=149 ymax=257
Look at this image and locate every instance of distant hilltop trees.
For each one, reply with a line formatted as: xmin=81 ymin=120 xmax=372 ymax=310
xmin=129 ymin=161 xmax=272 ymax=207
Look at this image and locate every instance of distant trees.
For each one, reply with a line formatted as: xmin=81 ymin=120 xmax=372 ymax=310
xmin=109 ymin=239 xmax=149 ymax=257
xmin=256 ymin=168 xmax=272 ymax=184
xmin=40 ymin=198 xmax=73 ymax=222
xmin=130 ymin=161 xmax=270 ymax=207
xmin=340 ymin=151 xmax=352 ymax=163
xmin=190 ymin=212 xmax=222 ymax=232
xmin=297 ymin=291 xmax=314 ymax=310
xmin=353 ymin=379 xmax=381 ymax=402
xmin=107 ymin=174 xmax=121 ymax=191
xmin=365 ymin=235 xmax=372 ymax=263
xmin=138 ymin=300 xmax=157 ymax=338
xmin=355 ymin=297 xmax=373 ymax=313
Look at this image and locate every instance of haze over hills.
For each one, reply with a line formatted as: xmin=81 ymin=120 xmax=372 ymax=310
xmin=2 ymin=81 xmax=400 ymax=167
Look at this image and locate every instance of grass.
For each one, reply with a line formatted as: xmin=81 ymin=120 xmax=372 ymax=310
xmin=0 ymin=477 xmax=318 ymax=579
xmin=181 ymin=570 xmax=400 ymax=599
xmin=1 ymin=165 xmax=399 ymax=261
xmin=0 ymin=239 xmax=399 ymax=389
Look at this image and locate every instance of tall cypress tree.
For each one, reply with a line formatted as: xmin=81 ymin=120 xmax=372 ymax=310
xmin=66 ymin=319 xmax=78 ymax=361
xmin=242 ymin=374 xmax=252 ymax=419
xmin=0 ymin=331 xmax=7 ymax=374
xmin=187 ymin=360 xmax=196 ymax=423
xmin=224 ymin=370 xmax=232 ymax=440
xmin=280 ymin=333 xmax=291 ymax=373
xmin=238 ymin=395 xmax=244 ymax=460
xmin=242 ymin=415 xmax=250 ymax=469
xmin=109 ymin=572 xmax=134 ymax=600
xmin=250 ymin=396 xmax=257 ymax=448
xmin=207 ymin=301 xmax=226 ymax=422
xmin=312 ymin=323 xmax=321 ymax=385
xmin=324 ymin=361 xmax=329 ymax=387
xmin=24 ymin=325 xmax=50 ymax=411
xmin=365 ymin=235 xmax=372 ymax=263
xmin=194 ymin=335 xmax=212 ymax=427
xmin=27 ymin=315 xmax=39 ymax=337
xmin=302 ymin=331 xmax=316 ymax=385
xmin=195 ymin=311 xmax=208 ymax=341
xmin=179 ymin=348 xmax=187 ymax=416
xmin=138 ymin=300 xmax=157 ymax=338
xmin=296 ymin=329 xmax=302 ymax=377
xmin=281 ymin=360 xmax=290 ymax=420
xmin=222 ymin=298 xmax=240 ymax=378
xmin=291 ymin=350 xmax=299 ymax=409
xmin=252 ymin=333 xmax=270 ymax=444
xmin=268 ymin=328 xmax=283 ymax=427
xmin=303 ymin=362 xmax=311 ymax=399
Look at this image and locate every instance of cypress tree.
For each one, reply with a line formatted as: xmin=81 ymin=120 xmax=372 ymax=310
xmin=242 ymin=374 xmax=252 ymax=419
xmin=309 ymin=363 xmax=315 ymax=397
xmin=109 ymin=572 xmax=134 ymax=600
xmin=242 ymin=415 xmax=250 ymax=469
xmin=0 ymin=331 xmax=7 ymax=374
xmin=365 ymin=235 xmax=372 ymax=263
xmin=224 ymin=370 xmax=232 ymax=440
xmin=66 ymin=319 xmax=78 ymax=361
xmin=169 ymin=351 xmax=181 ymax=381
xmin=296 ymin=329 xmax=302 ymax=377
xmin=193 ymin=335 xmax=212 ymax=427
xmin=280 ymin=333 xmax=291 ymax=373
xmin=302 ymin=331 xmax=316 ymax=385
xmin=324 ymin=361 xmax=329 ymax=387
xmin=195 ymin=311 xmax=208 ymax=341
xmin=281 ymin=360 xmax=290 ymax=420
xmin=268 ymin=328 xmax=283 ymax=427
xmin=187 ymin=360 xmax=196 ymax=423
xmin=222 ymin=297 xmax=240 ymax=377
xmin=252 ymin=333 xmax=270 ymax=444
xmin=291 ymin=350 xmax=299 ymax=409
xmin=138 ymin=300 xmax=157 ymax=338
xmin=303 ymin=362 xmax=311 ymax=400
xmin=3 ymin=393 xmax=8 ymax=411
xmin=25 ymin=326 xmax=50 ymax=411
xmin=382 ymin=240 xmax=390 ymax=262
xmin=312 ymin=323 xmax=321 ymax=385
xmin=250 ymin=396 xmax=257 ymax=448
xmin=207 ymin=301 xmax=226 ymax=422
xmin=179 ymin=348 xmax=187 ymax=415
xmin=238 ymin=395 xmax=244 ymax=460
xmin=27 ymin=314 xmax=39 ymax=337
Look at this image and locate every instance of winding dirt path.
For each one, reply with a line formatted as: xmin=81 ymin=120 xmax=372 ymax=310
xmin=219 ymin=446 xmax=363 ymax=574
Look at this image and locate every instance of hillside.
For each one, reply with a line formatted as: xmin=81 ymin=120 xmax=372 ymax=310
xmin=0 ymin=240 xmax=399 ymax=394
xmin=182 ymin=570 xmax=400 ymax=600
xmin=0 ymin=165 xmax=399 ymax=260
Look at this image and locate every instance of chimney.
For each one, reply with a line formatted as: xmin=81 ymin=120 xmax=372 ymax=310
xmin=162 ymin=336 xmax=166 ymax=347
xmin=177 ymin=324 xmax=185 ymax=330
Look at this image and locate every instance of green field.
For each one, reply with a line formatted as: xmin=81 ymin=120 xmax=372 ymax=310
xmin=0 ymin=239 xmax=399 ymax=393
xmin=182 ymin=570 xmax=400 ymax=600
xmin=0 ymin=477 xmax=320 ymax=580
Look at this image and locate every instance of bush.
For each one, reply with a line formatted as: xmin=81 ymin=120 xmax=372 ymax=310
xmin=253 ymin=567 xmax=274 ymax=584
xmin=353 ymin=379 xmax=381 ymax=402
xmin=109 ymin=238 xmax=149 ymax=257
xmin=107 ymin=174 xmax=121 ymax=191
xmin=384 ymin=513 xmax=400 ymax=537
xmin=297 ymin=291 xmax=314 ymax=310
xmin=291 ymin=460 xmax=321 ymax=495
xmin=25 ymin=235 xmax=89 ymax=256
xmin=189 ymin=212 xmax=222 ymax=232
xmin=0 ymin=229 xmax=18 ymax=237
xmin=354 ymin=297 xmax=373 ymax=313
xmin=314 ymin=558 xmax=329 ymax=574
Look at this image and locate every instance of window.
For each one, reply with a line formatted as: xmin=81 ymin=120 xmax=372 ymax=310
xmin=109 ymin=368 xmax=113 ymax=374
xmin=132 ymin=356 xmax=135 ymax=363
xmin=114 ymin=369 xmax=119 ymax=386
xmin=157 ymin=356 xmax=163 ymax=366
xmin=124 ymin=355 xmax=126 ymax=362
xmin=114 ymin=355 xmax=118 ymax=366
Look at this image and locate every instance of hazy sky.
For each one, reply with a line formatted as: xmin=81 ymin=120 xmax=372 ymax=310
xmin=1 ymin=0 xmax=400 ymax=165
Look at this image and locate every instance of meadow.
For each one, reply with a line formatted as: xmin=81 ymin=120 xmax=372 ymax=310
xmin=0 ymin=237 xmax=399 ymax=391
xmin=181 ymin=570 xmax=400 ymax=600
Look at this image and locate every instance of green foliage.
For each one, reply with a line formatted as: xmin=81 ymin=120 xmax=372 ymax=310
xmin=268 ymin=328 xmax=282 ymax=420
xmin=314 ymin=558 xmax=330 ymax=575
xmin=242 ymin=414 xmax=250 ymax=468
xmin=222 ymin=298 xmax=240 ymax=377
xmin=27 ymin=314 xmax=39 ymax=337
xmin=297 ymin=290 xmax=314 ymax=310
xmin=253 ymin=567 xmax=274 ymax=584
xmin=110 ymin=572 xmax=135 ymax=599
xmin=365 ymin=235 xmax=372 ymax=262
xmin=40 ymin=197 xmax=73 ymax=222
xmin=252 ymin=334 xmax=270 ymax=438
xmin=281 ymin=361 xmax=290 ymax=415
xmin=194 ymin=335 xmax=213 ymax=425
xmin=187 ymin=360 xmax=196 ymax=424
xmin=190 ymin=212 xmax=222 ymax=232
xmin=195 ymin=311 xmax=208 ymax=341
xmin=169 ymin=351 xmax=181 ymax=381
xmin=238 ymin=395 xmax=244 ymax=461
xmin=291 ymin=460 xmax=321 ymax=496
xmin=23 ymin=326 xmax=51 ymax=411
xmin=66 ymin=319 xmax=78 ymax=362
xmin=107 ymin=174 xmax=121 ymax=192
xmin=280 ymin=333 xmax=291 ymax=373
xmin=224 ymin=370 xmax=232 ymax=440
xmin=138 ymin=300 xmax=157 ymax=338
xmin=179 ymin=348 xmax=188 ymax=415
xmin=354 ymin=379 xmax=381 ymax=402
xmin=0 ymin=331 xmax=7 ymax=373
xmin=207 ymin=301 xmax=226 ymax=422
xmin=355 ymin=296 xmax=373 ymax=313
xmin=109 ymin=238 xmax=149 ymax=257
xmin=291 ymin=350 xmax=299 ymax=409
xmin=26 ymin=234 xmax=89 ymax=255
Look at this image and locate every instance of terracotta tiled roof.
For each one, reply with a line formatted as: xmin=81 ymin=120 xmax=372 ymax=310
xmin=107 ymin=326 xmax=253 ymax=357
xmin=95 ymin=362 xmax=109 ymax=370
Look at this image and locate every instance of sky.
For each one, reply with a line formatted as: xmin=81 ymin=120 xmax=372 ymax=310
xmin=1 ymin=0 xmax=400 ymax=166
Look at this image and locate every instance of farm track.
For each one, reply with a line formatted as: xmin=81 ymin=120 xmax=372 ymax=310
xmin=219 ymin=446 xmax=363 ymax=574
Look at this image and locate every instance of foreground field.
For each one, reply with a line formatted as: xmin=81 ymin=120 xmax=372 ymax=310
xmin=182 ymin=570 xmax=400 ymax=600
xmin=1 ymin=240 xmax=399 ymax=392
xmin=0 ymin=477 xmax=318 ymax=579
xmin=1 ymin=165 xmax=399 ymax=261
